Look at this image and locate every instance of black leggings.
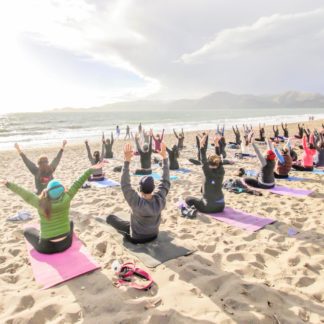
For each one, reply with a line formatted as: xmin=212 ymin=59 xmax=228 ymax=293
xmin=185 ymin=196 xmax=225 ymax=213
xmin=106 ymin=215 xmax=157 ymax=244
xmin=274 ymin=172 xmax=289 ymax=179
xmin=24 ymin=221 xmax=74 ymax=254
xmin=291 ymin=165 xmax=313 ymax=171
xmin=135 ymin=169 xmax=152 ymax=175
xmin=244 ymin=177 xmax=274 ymax=189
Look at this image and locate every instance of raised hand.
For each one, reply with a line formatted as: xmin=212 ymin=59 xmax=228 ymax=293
xmin=62 ymin=140 xmax=67 ymax=148
xmin=159 ymin=142 xmax=167 ymax=159
xmin=149 ymin=129 xmax=153 ymax=137
xmin=85 ymin=140 xmax=88 ymax=145
xmin=124 ymin=143 xmax=134 ymax=162
xmin=200 ymin=134 xmax=207 ymax=148
xmin=0 ymin=179 xmax=8 ymax=186
xmin=14 ymin=143 xmax=21 ymax=154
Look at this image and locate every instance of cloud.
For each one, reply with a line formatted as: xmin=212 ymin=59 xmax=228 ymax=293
xmin=181 ymin=9 xmax=324 ymax=63
xmin=1 ymin=1 xmax=324 ymax=111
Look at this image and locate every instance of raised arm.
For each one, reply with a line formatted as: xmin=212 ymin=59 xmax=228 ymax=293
xmin=121 ymin=144 xmax=140 ymax=206
xmin=85 ymin=141 xmax=94 ymax=163
xmin=15 ymin=144 xmax=38 ymax=175
xmin=111 ymin=132 xmax=114 ymax=145
xmin=252 ymin=143 xmax=266 ymax=167
xmin=67 ymin=168 xmax=94 ymax=200
xmin=6 ymin=182 xmax=40 ymax=208
xmin=156 ymin=143 xmax=170 ymax=199
xmin=149 ymin=135 xmax=153 ymax=153
xmin=50 ymin=140 xmax=66 ymax=170
xmin=173 ymin=129 xmax=179 ymax=139
xmin=135 ymin=136 xmax=142 ymax=153
xmin=274 ymin=147 xmax=285 ymax=165
xmin=161 ymin=129 xmax=165 ymax=141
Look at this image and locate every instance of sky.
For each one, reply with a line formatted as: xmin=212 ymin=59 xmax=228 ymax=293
xmin=0 ymin=0 xmax=323 ymax=113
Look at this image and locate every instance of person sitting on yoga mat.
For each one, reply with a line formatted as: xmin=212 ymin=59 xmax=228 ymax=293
xmin=152 ymin=129 xmax=165 ymax=153
xmin=243 ymin=138 xmax=276 ymax=189
xmin=185 ymin=135 xmax=225 ymax=214
xmin=1 ymin=162 xmax=105 ymax=254
xmin=167 ymin=144 xmax=180 ymax=170
xmin=270 ymin=125 xmax=282 ymax=142
xmin=292 ymin=134 xmax=316 ymax=171
xmin=255 ymin=123 xmax=265 ymax=142
xmin=281 ymin=123 xmax=289 ymax=138
xmin=173 ymin=128 xmax=185 ymax=150
xmin=294 ymin=123 xmax=304 ymax=139
xmin=272 ymin=142 xmax=293 ymax=179
xmin=229 ymin=125 xmax=241 ymax=147
xmin=102 ymin=132 xmax=114 ymax=159
xmin=85 ymin=140 xmax=105 ymax=181
xmin=14 ymin=141 xmax=67 ymax=194
xmin=135 ymin=130 xmax=153 ymax=175
xmin=314 ymin=131 xmax=324 ymax=167
xmin=105 ymin=143 xmax=170 ymax=244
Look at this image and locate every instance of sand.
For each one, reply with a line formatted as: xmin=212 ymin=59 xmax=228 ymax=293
xmin=0 ymin=119 xmax=323 ymax=324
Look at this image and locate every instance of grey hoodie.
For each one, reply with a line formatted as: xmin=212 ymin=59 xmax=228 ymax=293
xmin=121 ymin=158 xmax=170 ymax=240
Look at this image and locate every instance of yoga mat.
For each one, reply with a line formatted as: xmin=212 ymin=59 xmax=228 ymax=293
xmin=270 ymin=186 xmax=313 ymax=197
xmin=207 ymin=207 xmax=275 ymax=232
xmin=278 ymin=176 xmax=308 ymax=182
xmin=313 ymin=169 xmax=324 ymax=175
xmin=90 ymin=178 xmax=120 ymax=188
xmin=133 ymin=172 xmax=178 ymax=181
xmin=245 ymin=170 xmax=257 ymax=176
xmin=97 ymin=219 xmax=195 ymax=268
xmin=25 ymin=225 xmax=100 ymax=289
xmin=175 ymin=168 xmax=191 ymax=174
xmin=246 ymin=171 xmax=308 ymax=182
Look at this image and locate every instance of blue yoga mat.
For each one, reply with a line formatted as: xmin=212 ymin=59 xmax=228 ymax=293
xmin=133 ymin=172 xmax=178 ymax=181
xmin=175 ymin=168 xmax=191 ymax=174
xmin=313 ymin=169 xmax=324 ymax=175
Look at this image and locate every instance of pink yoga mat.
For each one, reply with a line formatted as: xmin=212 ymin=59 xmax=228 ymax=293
xmin=207 ymin=207 xmax=275 ymax=232
xmin=25 ymin=225 xmax=100 ymax=289
xmin=270 ymin=186 xmax=313 ymax=197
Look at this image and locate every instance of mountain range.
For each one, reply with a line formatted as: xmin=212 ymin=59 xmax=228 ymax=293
xmin=53 ymin=91 xmax=324 ymax=112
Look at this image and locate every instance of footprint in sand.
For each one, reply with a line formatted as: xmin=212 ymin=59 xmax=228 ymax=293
xmin=226 ymin=253 xmax=245 ymax=262
xmin=296 ymin=277 xmax=315 ymax=287
xmin=288 ymin=256 xmax=300 ymax=266
xmin=14 ymin=295 xmax=35 ymax=313
xmin=264 ymin=248 xmax=280 ymax=257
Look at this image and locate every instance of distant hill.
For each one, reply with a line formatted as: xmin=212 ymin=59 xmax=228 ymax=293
xmin=52 ymin=91 xmax=324 ymax=112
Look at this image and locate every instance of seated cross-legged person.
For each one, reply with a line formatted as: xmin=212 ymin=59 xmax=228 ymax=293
xmin=106 ymin=143 xmax=170 ymax=244
xmin=185 ymin=135 xmax=225 ymax=214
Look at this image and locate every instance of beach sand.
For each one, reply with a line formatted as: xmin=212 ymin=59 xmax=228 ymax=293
xmin=0 ymin=119 xmax=323 ymax=324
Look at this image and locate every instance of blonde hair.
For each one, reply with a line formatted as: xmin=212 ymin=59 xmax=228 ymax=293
xmin=207 ymin=154 xmax=221 ymax=167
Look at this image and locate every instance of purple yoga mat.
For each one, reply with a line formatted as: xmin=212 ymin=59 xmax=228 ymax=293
xmin=270 ymin=186 xmax=313 ymax=197
xmin=207 ymin=207 xmax=275 ymax=232
xmin=25 ymin=225 xmax=100 ymax=289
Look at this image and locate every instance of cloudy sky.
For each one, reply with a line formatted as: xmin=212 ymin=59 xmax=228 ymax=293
xmin=1 ymin=0 xmax=323 ymax=113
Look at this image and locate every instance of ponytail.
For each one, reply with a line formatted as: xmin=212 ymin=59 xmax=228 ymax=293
xmin=39 ymin=190 xmax=52 ymax=220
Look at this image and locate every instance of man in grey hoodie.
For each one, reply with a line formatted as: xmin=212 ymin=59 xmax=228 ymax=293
xmin=106 ymin=142 xmax=170 ymax=244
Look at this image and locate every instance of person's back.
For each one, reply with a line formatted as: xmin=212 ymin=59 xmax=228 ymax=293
xmin=106 ymin=143 xmax=170 ymax=243
xmin=276 ymin=153 xmax=292 ymax=176
xmin=3 ymin=163 xmax=103 ymax=253
xmin=167 ymin=145 xmax=179 ymax=170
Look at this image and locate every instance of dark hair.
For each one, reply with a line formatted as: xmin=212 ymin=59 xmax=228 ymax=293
xmin=93 ymin=150 xmax=100 ymax=163
xmin=309 ymin=143 xmax=315 ymax=150
xmin=39 ymin=190 xmax=52 ymax=220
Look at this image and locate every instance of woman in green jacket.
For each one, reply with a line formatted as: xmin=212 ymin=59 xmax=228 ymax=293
xmin=1 ymin=161 xmax=105 ymax=254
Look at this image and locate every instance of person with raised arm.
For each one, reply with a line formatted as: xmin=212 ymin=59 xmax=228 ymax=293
xmin=135 ymin=130 xmax=153 ymax=175
xmin=105 ymin=143 xmax=170 ymax=243
xmin=184 ymin=135 xmax=225 ymax=214
xmin=173 ymin=128 xmax=185 ymax=150
xmin=1 ymin=161 xmax=105 ymax=254
xmin=152 ymin=129 xmax=165 ymax=153
xmin=102 ymin=132 xmax=114 ymax=159
xmin=85 ymin=139 xmax=105 ymax=181
xmin=14 ymin=140 xmax=67 ymax=194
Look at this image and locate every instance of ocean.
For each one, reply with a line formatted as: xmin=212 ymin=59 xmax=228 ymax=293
xmin=1 ymin=108 xmax=323 ymax=149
